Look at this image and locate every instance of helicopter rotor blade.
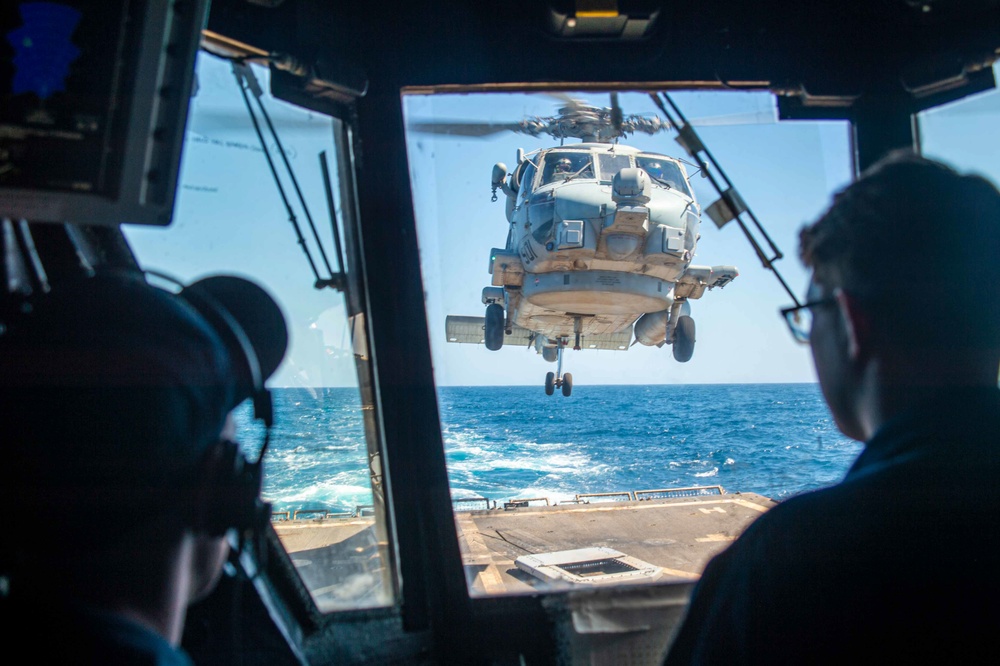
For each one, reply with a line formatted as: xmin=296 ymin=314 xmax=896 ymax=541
xmin=407 ymin=97 xmax=781 ymax=143
xmin=407 ymin=120 xmax=530 ymax=137
xmin=539 ymin=92 xmax=589 ymax=110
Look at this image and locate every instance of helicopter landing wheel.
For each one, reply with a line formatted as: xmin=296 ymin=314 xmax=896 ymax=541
xmin=561 ymin=372 xmax=573 ymax=397
xmin=485 ymin=303 xmax=505 ymax=351
xmin=544 ymin=372 xmax=555 ymax=396
xmin=673 ymin=315 xmax=696 ymax=363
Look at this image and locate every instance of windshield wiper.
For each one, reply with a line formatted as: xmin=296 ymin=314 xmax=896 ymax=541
xmin=561 ymin=166 xmax=593 ymax=183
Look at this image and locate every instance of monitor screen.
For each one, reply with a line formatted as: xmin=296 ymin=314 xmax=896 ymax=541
xmin=0 ymin=0 xmax=208 ymax=226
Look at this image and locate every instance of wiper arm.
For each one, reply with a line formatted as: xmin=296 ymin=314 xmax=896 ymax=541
xmin=561 ymin=166 xmax=593 ymax=183
xmin=648 ymin=174 xmax=674 ymax=189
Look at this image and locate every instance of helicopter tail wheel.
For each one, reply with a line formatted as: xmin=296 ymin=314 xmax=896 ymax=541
xmin=673 ymin=315 xmax=696 ymax=363
xmin=545 ymin=372 xmax=556 ymax=396
xmin=561 ymin=373 xmax=573 ymax=397
xmin=484 ymin=303 xmax=505 ymax=351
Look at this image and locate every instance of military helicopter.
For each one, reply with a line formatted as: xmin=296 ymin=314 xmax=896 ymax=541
xmin=415 ymin=95 xmax=739 ymax=396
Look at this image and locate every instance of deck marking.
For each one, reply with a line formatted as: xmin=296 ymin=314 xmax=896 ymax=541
xmin=456 ymin=515 xmax=497 ymax=565
xmin=477 ymin=565 xmax=506 ymax=594
xmin=728 ymin=498 xmax=772 ymax=513
xmin=659 ymin=567 xmax=701 ymax=580
xmin=695 ymin=533 xmax=736 ymax=543
xmin=699 ymin=507 xmax=727 ymax=514
xmin=456 ymin=515 xmax=511 ymax=593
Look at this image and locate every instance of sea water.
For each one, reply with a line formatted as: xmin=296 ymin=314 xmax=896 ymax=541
xmin=237 ymin=383 xmax=861 ymax=515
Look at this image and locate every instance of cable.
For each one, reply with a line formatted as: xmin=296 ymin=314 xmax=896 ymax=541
xmin=649 ymin=92 xmax=802 ymax=307
xmin=243 ymin=66 xmax=337 ymax=280
xmin=231 ymin=62 xmax=323 ymax=284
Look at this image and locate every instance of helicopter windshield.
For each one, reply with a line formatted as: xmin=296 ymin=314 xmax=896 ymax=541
xmin=597 ymin=153 xmax=632 ymax=182
xmin=541 ymin=152 xmax=594 ymax=185
xmin=637 ymin=155 xmax=691 ymax=196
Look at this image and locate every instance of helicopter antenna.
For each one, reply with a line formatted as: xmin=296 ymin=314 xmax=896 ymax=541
xmin=650 ymin=92 xmax=802 ymax=307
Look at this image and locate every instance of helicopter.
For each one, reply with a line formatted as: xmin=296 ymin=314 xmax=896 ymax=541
xmin=420 ymin=96 xmax=738 ymax=396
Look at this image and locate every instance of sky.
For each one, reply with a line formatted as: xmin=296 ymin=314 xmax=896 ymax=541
xmin=125 ymin=54 xmax=1000 ymax=388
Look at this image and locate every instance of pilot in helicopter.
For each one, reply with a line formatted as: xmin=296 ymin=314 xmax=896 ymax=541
xmin=554 ymin=157 xmax=574 ymax=174
xmin=644 ymin=161 xmax=664 ymax=179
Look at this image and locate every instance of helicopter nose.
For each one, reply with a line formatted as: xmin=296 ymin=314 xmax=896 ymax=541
xmin=605 ymin=233 xmax=642 ymax=259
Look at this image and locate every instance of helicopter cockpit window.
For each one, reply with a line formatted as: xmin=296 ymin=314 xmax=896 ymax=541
xmin=124 ymin=54 xmax=394 ymax=613
xmin=541 ymin=152 xmax=594 ymax=185
xmin=516 ymin=161 xmax=538 ymax=207
xmin=597 ymin=153 xmax=633 ymax=183
xmin=637 ymin=155 xmax=691 ymax=197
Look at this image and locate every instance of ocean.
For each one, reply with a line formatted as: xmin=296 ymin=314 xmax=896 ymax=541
xmin=236 ymin=383 xmax=861 ymax=515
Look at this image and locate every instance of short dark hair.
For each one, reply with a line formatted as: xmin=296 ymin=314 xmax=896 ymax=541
xmin=800 ymin=150 xmax=1000 ymax=347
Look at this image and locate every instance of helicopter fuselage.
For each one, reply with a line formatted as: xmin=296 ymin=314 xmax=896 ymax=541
xmin=487 ymin=143 xmax=735 ymax=352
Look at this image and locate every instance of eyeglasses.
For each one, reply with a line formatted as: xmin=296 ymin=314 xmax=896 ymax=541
xmin=780 ymin=296 xmax=837 ymax=344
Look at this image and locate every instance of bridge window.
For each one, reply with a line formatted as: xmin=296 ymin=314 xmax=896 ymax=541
xmin=411 ymin=88 xmax=857 ymax=598
xmin=917 ymin=62 xmax=1000 ymax=192
xmin=124 ymin=54 xmax=394 ymax=613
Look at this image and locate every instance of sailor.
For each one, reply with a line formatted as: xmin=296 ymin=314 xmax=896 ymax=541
xmin=663 ymin=151 xmax=1000 ymax=664
xmin=0 ymin=270 xmax=288 ymax=664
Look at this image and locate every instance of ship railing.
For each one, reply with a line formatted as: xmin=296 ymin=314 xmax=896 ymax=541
xmin=574 ymin=491 xmax=635 ymax=503
xmin=452 ymin=497 xmax=496 ymax=511
xmin=504 ymin=497 xmax=550 ymax=509
xmin=635 ymin=485 xmax=725 ymax=500
xmin=271 ymin=507 xmax=370 ymax=522
xmin=273 ymin=486 xmax=734 ymax=521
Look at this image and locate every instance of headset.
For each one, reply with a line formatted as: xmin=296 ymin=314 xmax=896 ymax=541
xmin=159 ymin=271 xmax=278 ymax=543
xmin=0 ymin=267 xmax=278 ymax=547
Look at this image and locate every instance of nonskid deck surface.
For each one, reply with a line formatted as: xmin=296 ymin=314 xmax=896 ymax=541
xmin=455 ymin=492 xmax=773 ymax=594
xmin=273 ymin=491 xmax=775 ymax=598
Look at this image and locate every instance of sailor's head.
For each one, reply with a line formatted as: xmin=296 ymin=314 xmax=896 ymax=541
xmin=555 ymin=157 xmax=573 ymax=173
xmin=798 ymin=151 xmax=1000 ymax=439
xmin=800 ymin=151 xmax=1000 ymax=350
xmin=0 ymin=270 xmax=288 ymax=546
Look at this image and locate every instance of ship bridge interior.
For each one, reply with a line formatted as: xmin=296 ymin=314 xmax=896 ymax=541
xmin=2 ymin=1 xmax=1000 ymax=664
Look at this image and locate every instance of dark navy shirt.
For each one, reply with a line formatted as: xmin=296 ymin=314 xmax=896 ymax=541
xmin=76 ymin=608 xmax=195 ymax=666
xmin=664 ymin=387 xmax=1000 ymax=665
xmin=1 ymin=598 xmax=194 ymax=665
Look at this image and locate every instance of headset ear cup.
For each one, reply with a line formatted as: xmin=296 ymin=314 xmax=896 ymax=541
xmin=198 ymin=440 xmax=265 ymax=537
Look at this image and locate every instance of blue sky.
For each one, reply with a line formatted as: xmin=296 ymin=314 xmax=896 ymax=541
xmin=126 ymin=55 xmax=1000 ymax=388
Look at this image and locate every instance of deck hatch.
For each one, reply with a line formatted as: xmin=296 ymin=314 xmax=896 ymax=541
xmin=515 ymin=546 xmax=662 ymax=586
